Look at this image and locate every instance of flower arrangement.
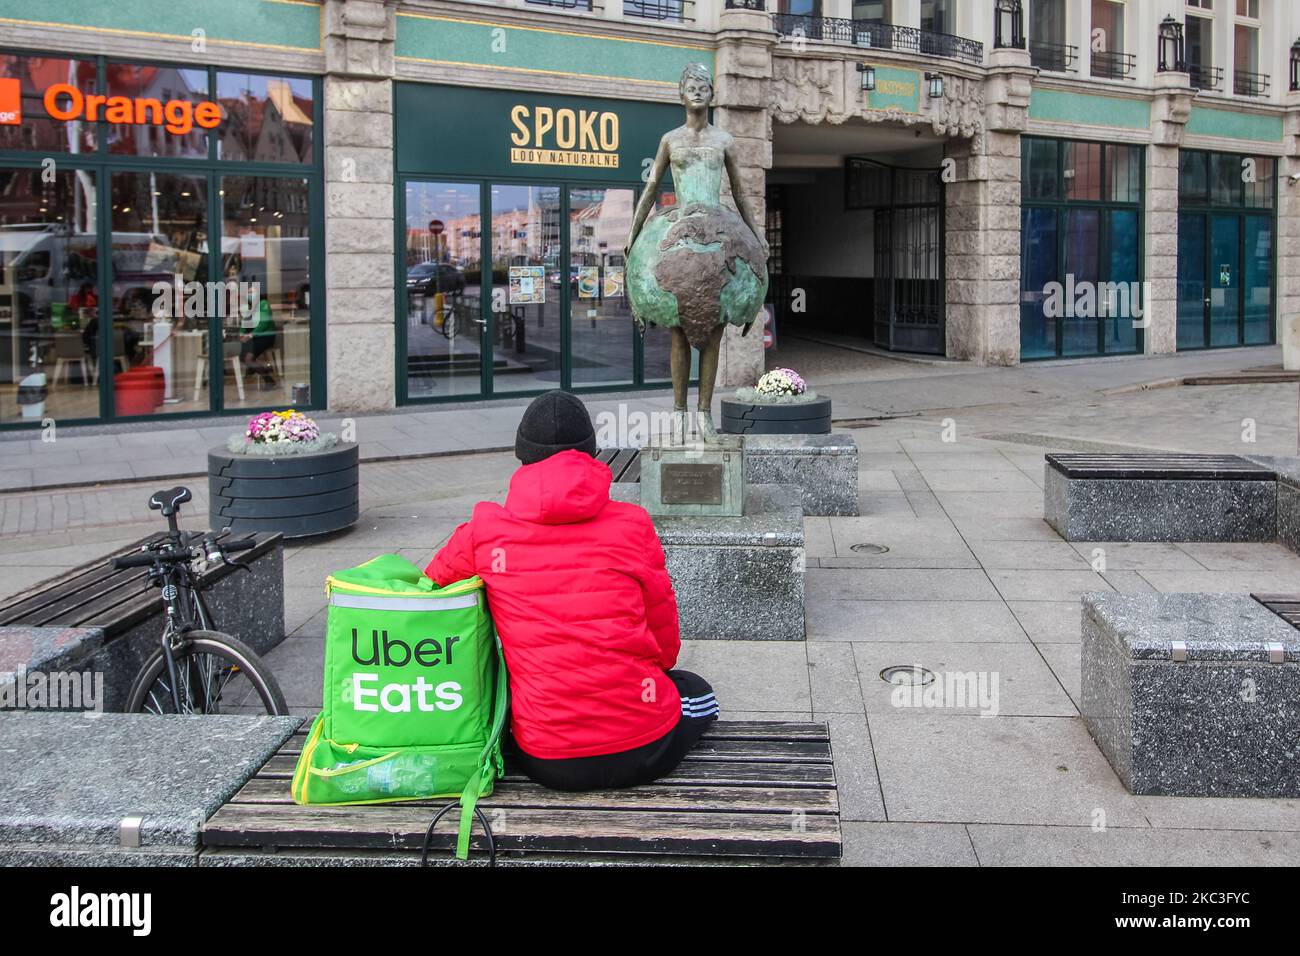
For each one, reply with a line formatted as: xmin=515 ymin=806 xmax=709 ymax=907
xmin=227 ymin=410 xmax=339 ymax=456
xmin=734 ymin=367 xmax=819 ymax=406
xmin=754 ymin=368 xmax=807 ymax=398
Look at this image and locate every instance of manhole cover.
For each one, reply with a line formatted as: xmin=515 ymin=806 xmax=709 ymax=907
xmin=850 ymin=543 xmax=890 ymax=554
xmin=880 ymin=665 xmax=935 ymax=687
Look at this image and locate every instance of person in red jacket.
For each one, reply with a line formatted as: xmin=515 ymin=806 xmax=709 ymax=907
xmin=426 ymin=390 xmax=718 ymax=791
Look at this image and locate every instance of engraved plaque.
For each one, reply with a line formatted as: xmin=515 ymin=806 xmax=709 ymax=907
xmin=660 ymin=463 xmax=724 ymax=505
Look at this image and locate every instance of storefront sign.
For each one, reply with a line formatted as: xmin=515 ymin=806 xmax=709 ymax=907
xmin=0 ymin=77 xmax=19 ymax=126
xmin=863 ymin=66 xmax=921 ymax=115
xmin=396 ymin=84 xmax=677 ymax=185
xmin=509 ymin=106 xmax=620 ymax=169
xmin=41 ymin=82 xmax=222 ymax=135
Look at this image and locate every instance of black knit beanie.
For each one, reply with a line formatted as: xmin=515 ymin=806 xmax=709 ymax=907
xmin=515 ymin=390 xmax=597 ymax=465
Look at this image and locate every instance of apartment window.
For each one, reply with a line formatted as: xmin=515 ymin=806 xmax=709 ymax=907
xmin=625 ymin=0 xmax=685 ymax=20
xmin=1091 ymin=1 xmax=1125 ymax=57
xmin=921 ymin=0 xmax=952 ymax=35
xmin=1237 ymin=0 xmax=1259 ymax=16
xmin=852 ymin=1 xmax=892 ymax=23
xmin=1031 ymin=0 xmax=1072 ymax=71
xmin=1233 ymin=22 xmax=1266 ymax=94
xmin=1187 ymin=0 xmax=1214 ymax=9
xmin=779 ymin=0 xmax=821 ymax=13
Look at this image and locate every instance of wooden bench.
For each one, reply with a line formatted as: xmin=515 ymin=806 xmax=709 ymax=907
xmin=0 ymin=531 xmax=284 ymax=712
xmin=200 ymin=719 xmax=842 ymax=866
xmin=595 ymin=446 xmax=642 ymax=483
xmin=1044 ymin=453 xmax=1278 ymax=542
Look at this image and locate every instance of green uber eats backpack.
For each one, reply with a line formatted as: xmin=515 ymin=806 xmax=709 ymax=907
xmin=291 ymin=554 xmax=509 ymax=861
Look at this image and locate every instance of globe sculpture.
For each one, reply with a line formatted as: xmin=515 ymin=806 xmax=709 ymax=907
xmin=625 ymin=63 xmax=769 ymax=442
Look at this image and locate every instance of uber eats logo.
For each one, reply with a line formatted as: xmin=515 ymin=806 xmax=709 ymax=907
xmin=349 ymin=628 xmax=462 ymax=714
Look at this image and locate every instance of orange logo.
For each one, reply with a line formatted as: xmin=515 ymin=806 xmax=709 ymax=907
xmin=43 ymin=82 xmax=221 ymax=136
xmin=0 ymin=77 xmax=20 ymax=126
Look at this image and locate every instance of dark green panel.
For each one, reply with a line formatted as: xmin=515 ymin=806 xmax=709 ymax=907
xmin=394 ymin=83 xmax=680 ymax=185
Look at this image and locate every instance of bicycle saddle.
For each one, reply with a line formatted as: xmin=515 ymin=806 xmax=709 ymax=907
xmin=149 ymin=486 xmax=192 ymax=517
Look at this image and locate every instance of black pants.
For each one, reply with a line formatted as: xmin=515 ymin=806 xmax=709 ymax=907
xmin=511 ymin=670 xmax=718 ymax=792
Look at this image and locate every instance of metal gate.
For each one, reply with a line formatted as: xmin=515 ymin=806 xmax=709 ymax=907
xmin=850 ymin=159 xmax=945 ymax=355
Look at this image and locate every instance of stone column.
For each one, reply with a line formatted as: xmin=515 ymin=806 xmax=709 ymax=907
xmin=713 ymin=4 xmax=775 ymax=389
xmin=942 ymin=48 xmax=1033 ymax=365
xmin=1145 ymin=74 xmax=1194 ymax=355
xmin=323 ymin=0 xmax=398 ymax=412
xmin=1279 ymin=95 xmax=1300 ymax=372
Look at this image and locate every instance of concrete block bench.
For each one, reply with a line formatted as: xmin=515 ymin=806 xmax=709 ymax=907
xmin=1044 ymin=453 xmax=1277 ymax=542
xmin=0 ymin=532 xmax=284 ymax=712
xmin=1081 ymin=592 xmax=1300 ymax=797
xmin=612 ymin=483 xmax=805 ymax=641
xmin=596 ymin=433 xmax=858 ymax=517
xmin=200 ymin=719 xmax=841 ymax=866
xmin=0 ymin=712 xmax=301 ymax=865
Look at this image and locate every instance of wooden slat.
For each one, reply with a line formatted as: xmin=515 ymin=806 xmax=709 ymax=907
xmin=1253 ymin=594 xmax=1300 ymax=631
xmin=201 ymin=804 xmax=841 ymax=858
xmin=255 ymin=754 xmax=837 ymax=787
xmin=228 ymin=777 xmax=838 ymax=814
xmin=284 ymin=719 xmax=830 ymax=744
xmin=1046 ymin=453 xmax=1274 ymax=481
xmin=594 ymin=446 xmax=641 ymax=484
xmin=0 ymin=534 xmax=162 ymax=624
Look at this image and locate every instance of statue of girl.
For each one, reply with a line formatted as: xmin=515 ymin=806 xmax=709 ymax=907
xmin=624 ymin=62 xmax=769 ymax=442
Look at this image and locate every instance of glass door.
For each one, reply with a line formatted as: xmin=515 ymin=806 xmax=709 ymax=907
xmin=568 ymin=186 xmax=636 ymax=388
xmin=1209 ymin=214 xmax=1241 ymax=348
xmin=488 ymin=184 xmax=562 ymax=394
xmin=402 ymin=180 xmax=485 ymax=400
xmin=1176 ymin=212 xmax=1208 ymax=350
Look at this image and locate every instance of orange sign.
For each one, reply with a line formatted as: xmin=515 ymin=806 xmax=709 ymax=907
xmin=42 ymin=82 xmax=221 ymax=135
xmin=0 ymin=77 xmax=20 ymax=126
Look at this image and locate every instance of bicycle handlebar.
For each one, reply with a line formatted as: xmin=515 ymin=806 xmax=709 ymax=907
xmin=112 ymin=551 xmax=159 ymax=569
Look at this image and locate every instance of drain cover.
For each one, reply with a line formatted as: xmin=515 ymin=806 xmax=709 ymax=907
xmin=850 ymin=543 xmax=890 ymax=554
xmin=880 ymin=665 xmax=936 ymax=687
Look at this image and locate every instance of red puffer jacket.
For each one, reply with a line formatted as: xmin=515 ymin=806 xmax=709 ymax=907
xmin=426 ymin=450 xmax=681 ymax=760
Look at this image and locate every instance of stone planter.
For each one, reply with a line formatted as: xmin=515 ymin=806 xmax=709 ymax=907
xmin=720 ymin=396 xmax=832 ymax=435
xmin=209 ymin=444 xmax=359 ymax=538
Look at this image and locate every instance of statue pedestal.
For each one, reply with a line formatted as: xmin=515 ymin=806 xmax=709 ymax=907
xmin=639 ymin=433 xmax=744 ymax=517
xmin=612 ymin=483 xmax=805 ymax=641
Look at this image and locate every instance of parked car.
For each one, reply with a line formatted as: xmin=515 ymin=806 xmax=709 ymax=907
xmin=406 ymin=262 xmax=465 ymax=297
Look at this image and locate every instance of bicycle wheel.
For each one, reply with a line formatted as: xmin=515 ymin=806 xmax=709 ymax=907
xmin=126 ymin=630 xmax=288 ymax=716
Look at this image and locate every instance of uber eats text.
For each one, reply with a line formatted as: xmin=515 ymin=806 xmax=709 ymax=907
xmin=350 ymin=628 xmax=463 ymax=714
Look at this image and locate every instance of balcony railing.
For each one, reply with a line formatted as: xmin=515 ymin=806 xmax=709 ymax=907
xmin=1090 ymin=49 xmax=1136 ymax=80
xmin=525 ymin=0 xmax=595 ymax=9
xmin=1030 ymin=41 xmax=1078 ymax=73
xmin=1188 ymin=63 xmax=1224 ymax=91
xmin=1233 ymin=69 xmax=1270 ymax=97
xmin=725 ymin=0 xmax=766 ymax=8
xmin=771 ymin=14 xmax=983 ymax=65
xmin=625 ymin=0 xmax=691 ymax=22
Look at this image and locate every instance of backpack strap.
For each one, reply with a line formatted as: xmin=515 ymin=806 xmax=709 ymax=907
xmin=454 ymin=635 xmax=510 ymax=860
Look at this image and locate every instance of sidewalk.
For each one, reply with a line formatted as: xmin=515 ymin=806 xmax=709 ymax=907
xmin=0 ymin=341 xmax=1287 ymax=493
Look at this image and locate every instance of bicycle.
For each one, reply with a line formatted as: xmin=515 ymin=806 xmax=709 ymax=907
xmin=114 ymin=486 xmax=288 ymax=716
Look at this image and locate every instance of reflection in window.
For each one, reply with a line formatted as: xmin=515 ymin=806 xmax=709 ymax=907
xmin=569 ymin=187 xmax=635 ymax=388
xmin=221 ymin=176 xmax=312 ymax=409
xmin=490 ymin=184 xmax=562 ymax=394
xmin=106 ymin=63 xmax=210 ymax=159
xmin=0 ymin=168 xmax=99 ymax=423
xmin=216 ymin=72 xmax=313 ymax=164
xmin=109 ymin=172 xmax=208 ymax=417
xmin=0 ymin=54 xmax=97 ymax=154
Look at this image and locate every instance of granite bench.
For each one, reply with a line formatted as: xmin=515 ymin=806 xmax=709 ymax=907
xmin=1081 ymin=592 xmax=1300 ymax=797
xmin=200 ymin=719 xmax=842 ymax=866
xmin=1044 ymin=453 xmax=1278 ymax=542
xmin=0 ymin=531 xmax=285 ymax=712
xmin=597 ymin=433 xmax=858 ymax=517
xmin=0 ymin=712 xmax=301 ymax=865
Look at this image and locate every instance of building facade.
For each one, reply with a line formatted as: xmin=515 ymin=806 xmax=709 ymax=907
xmin=0 ymin=0 xmax=1297 ymax=428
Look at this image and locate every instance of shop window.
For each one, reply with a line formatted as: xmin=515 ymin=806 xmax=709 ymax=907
xmin=220 ymin=176 xmax=312 ymax=409
xmin=1244 ymin=156 xmax=1275 ymax=208
xmin=105 ymin=63 xmax=210 ymax=160
xmin=1179 ymin=151 xmax=1209 ymax=203
xmin=1209 ymin=152 xmax=1243 ymax=206
xmin=489 ymin=184 xmax=562 ymax=394
xmin=108 ymin=171 xmax=208 ymax=418
xmin=1023 ymin=139 xmax=1061 ymax=201
xmin=215 ymin=72 xmax=313 ymax=164
xmin=0 ymin=167 xmax=99 ymax=424
xmin=1106 ymin=145 xmax=1142 ymax=203
xmin=1064 ymin=142 xmax=1103 ymax=201
xmin=403 ymin=181 xmax=482 ymax=400
xmin=568 ymin=187 xmax=635 ymax=388
xmin=0 ymin=54 xmax=97 ymax=154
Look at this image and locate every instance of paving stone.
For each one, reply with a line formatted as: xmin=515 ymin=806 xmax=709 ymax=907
xmin=807 ymin=568 xmax=1001 ymax=602
xmin=1134 ymin=795 xmax=1300 ymax=832
xmin=852 ymin=642 xmax=1076 ymax=718
xmin=934 ymin=491 xmax=1045 ymax=518
xmin=987 ymin=568 xmax=1115 ymax=603
xmin=807 ymin=642 xmax=864 ymax=713
xmin=1037 ymin=642 xmax=1081 ymax=709
xmin=869 ymin=712 xmax=1147 ymax=827
xmin=822 ymin=713 xmax=886 ymax=822
xmin=1068 ymin=542 xmax=1203 ymax=571
xmin=260 ymin=636 xmax=325 ymax=710
xmin=1175 ymin=542 xmax=1300 ymax=573
xmin=920 ymin=470 xmax=1042 ymax=493
xmin=673 ymin=641 xmax=810 ymax=713
xmin=1137 ymin=569 xmax=1300 ymax=594
xmin=968 ymin=539 xmax=1092 ymax=570
xmin=808 ymin=600 xmax=1026 ymax=643
xmin=948 ymin=515 xmax=1063 ymax=541
xmin=967 ymin=823 xmax=1300 ymax=866
xmin=840 ymin=822 xmax=978 ymax=866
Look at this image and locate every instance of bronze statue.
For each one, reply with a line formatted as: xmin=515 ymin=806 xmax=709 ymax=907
xmin=624 ymin=63 xmax=769 ymax=442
